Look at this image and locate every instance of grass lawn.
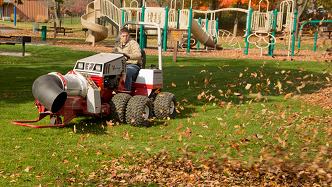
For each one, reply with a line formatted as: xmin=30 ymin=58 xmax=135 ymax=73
xmin=1 ymin=43 xmax=332 ymax=185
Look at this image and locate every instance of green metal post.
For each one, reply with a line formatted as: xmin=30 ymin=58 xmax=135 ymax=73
xmin=268 ymin=10 xmax=277 ymax=56
xmin=298 ymin=21 xmax=306 ymax=50
xmin=121 ymin=10 xmax=126 ymax=25
xmin=163 ymin=7 xmax=169 ymax=52
xmin=187 ymin=7 xmax=193 ymax=53
xmin=297 ymin=33 xmax=302 ymax=51
xmin=215 ymin=18 xmax=219 ymax=44
xmin=244 ymin=8 xmax=253 ymax=55
xmin=291 ymin=10 xmax=297 ymax=56
xmin=197 ymin=17 xmax=201 ymax=50
xmin=139 ymin=6 xmax=145 ymax=49
xmin=177 ymin=9 xmax=180 ymax=29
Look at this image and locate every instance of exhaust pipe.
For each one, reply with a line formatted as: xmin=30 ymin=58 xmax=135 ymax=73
xmin=32 ymin=74 xmax=67 ymax=113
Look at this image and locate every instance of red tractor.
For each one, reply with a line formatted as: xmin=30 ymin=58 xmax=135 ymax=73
xmin=11 ymin=22 xmax=176 ymax=128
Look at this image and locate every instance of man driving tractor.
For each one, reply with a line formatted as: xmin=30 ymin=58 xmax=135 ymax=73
xmin=114 ymin=27 xmax=142 ymax=91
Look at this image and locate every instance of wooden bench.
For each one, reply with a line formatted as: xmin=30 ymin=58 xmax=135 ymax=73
xmin=323 ymin=30 xmax=332 ymax=39
xmin=301 ymin=26 xmax=316 ymax=36
xmin=0 ymin=36 xmax=31 ymax=56
xmin=323 ymin=25 xmax=332 ymax=39
xmin=49 ymin=27 xmax=73 ymax=36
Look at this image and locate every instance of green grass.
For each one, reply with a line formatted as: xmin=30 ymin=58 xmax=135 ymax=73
xmin=1 ymin=44 xmax=332 ymax=185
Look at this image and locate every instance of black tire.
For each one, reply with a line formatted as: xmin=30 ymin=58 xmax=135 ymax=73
xmin=50 ymin=115 xmax=62 ymax=125
xmin=149 ymin=91 xmax=158 ymax=116
xmin=153 ymin=92 xmax=177 ymax=119
xmin=126 ymin=95 xmax=152 ymax=127
xmin=109 ymin=93 xmax=132 ymax=123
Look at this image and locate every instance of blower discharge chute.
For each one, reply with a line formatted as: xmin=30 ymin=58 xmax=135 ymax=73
xmin=11 ymin=22 xmax=177 ymax=128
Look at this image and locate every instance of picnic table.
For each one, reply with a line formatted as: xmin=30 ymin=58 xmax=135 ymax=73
xmin=0 ymin=36 xmax=31 ymax=56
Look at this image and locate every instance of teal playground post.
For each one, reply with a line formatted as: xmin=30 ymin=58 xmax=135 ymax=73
xmin=197 ymin=17 xmax=201 ymax=50
xmin=163 ymin=7 xmax=169 ymax=52
xmin=121 ymin=10 xmax=126 ymax=25
xmin=215 ymin=18 xmax=219 ymax=44
xmin=244 ymin=8 xmax=253 ymax=55
xmin=314 ymin=27 xmax=318 ymax=52
xmin=139 ymin=6 xmax=146 ymax=49
xmin=187 ymin=7 xmax=193 ymax=53
xmin=268 ymin=9 xmax=277 ymax=56
xmin=177 ymin=9 xmax=180 ymax=29
xmin=291 ymin=10 xmax=297 ymax=56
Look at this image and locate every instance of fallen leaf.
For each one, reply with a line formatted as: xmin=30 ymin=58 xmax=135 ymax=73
xmin=245 ymin=84 xmax=252 ymax=90
xmin=171 ymin=82 xmax=176 ymax=87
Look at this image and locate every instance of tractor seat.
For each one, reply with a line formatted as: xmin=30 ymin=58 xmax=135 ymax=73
xmin=132 ymin=50 xmax=146 ymax=81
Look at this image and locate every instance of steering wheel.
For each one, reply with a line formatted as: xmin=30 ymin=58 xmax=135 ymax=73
xmin=113 ymin=52 xmax=130 ymax=60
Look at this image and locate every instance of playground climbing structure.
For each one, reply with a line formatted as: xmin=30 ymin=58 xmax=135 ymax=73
xmin=81 ymin=0 xmax=297 ymax=56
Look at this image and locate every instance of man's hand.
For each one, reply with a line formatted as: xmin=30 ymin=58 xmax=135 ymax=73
xmin=123 ymin=53 xmax=130 ymax=59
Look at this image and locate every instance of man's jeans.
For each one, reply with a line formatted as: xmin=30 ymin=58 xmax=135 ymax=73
xmin=125 ymin=64 xmax=140 ymax=91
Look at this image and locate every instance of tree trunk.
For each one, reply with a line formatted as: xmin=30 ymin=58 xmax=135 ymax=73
xmin=233 ymin=1 xmax=240 ymax=37
xmin=209 ymin=0 xmax=217 ymax=10
xmin=138 ymin=0 xmax=143 ymax=7
xmin=54 ymin=0 xmax=61 ymax=27
xmin=294 ymin=0 xmax=310 ymax=39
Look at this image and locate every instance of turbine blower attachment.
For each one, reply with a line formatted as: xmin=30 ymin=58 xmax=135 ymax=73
xmin=32 ymin=74 xmax=67 ymax=113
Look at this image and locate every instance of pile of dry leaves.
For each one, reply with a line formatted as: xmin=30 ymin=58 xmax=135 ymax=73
xmin=80 ymin=150 xmax=332 ymax=186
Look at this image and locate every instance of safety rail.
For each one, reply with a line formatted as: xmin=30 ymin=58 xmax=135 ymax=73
xmin=277 ymin=0 xmax=294 ymax=32
xmin=168 ymin=9 xmax=177 ymax=29
xmin=179 ymin=9 xmax=190 ymax=29
xmin=251 ymin=11 xmax=272 ymax=32
xmin=100 ymin=0 xmax=122 ymax=28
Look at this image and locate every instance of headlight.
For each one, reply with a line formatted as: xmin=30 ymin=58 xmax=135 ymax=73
xmin=94 ymin=64 xmax=102 ymax=72
xmin=76 ymin=62 xmax=84 ymax=70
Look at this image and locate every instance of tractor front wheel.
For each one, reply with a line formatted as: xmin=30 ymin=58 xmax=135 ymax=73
xmin=50 ymin=115 xmax=62 ymax=125
xmin=126 ymin=95 xmax=152 ymax=127
xmin=153 ymin=92 xmax=177 ymax=119
xmin=109 ymin=93 xmax=132 ymax=123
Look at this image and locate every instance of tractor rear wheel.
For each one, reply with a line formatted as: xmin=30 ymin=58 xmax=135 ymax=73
xmin=50 ymin=115 xmax=62 ymax=125
xmin=126 ymin=95 xmax=152 ymax=127
xmin=153 ymin=92 xmax=177 ymax=119
xmin=109 ymin=93 xmax=132 ymax=123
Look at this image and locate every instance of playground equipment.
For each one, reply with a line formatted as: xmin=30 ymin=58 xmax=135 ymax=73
xmin=81 ymin=0 xmax=297 ymax=56
xmin=81 ymin=0 xmax=226 ymax=50
xmin=11 ymin=22 xmax=177 ymax=128
xmin=81 ymin=0 xmax=109 ymax=46
xmin=245 ymin=0 xmax=276 ymax=56
xmin=298 ymin=20 xmax=332 ymax=52
xmin=244 ymin=0 xmax=297 ymax=56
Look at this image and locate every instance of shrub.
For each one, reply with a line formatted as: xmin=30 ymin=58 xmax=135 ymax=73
xmin=10 ymin=14 xmax=20 ymax=22
xmin=35 ymin=15 xmax=49 ymax=23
